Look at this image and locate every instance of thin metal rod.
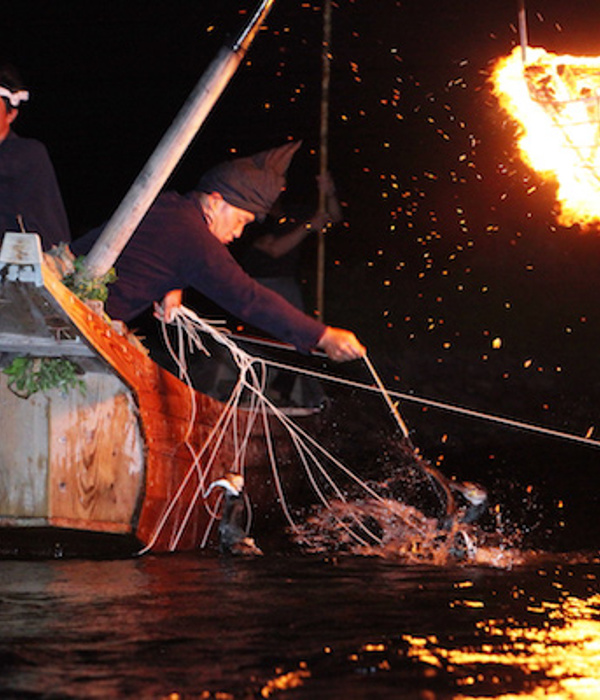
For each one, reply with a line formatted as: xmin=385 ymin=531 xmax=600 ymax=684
xmin=83 ymin=0 xmax=276 ymax=279
xmin=518 ymin=0 xmax=528 ymax=63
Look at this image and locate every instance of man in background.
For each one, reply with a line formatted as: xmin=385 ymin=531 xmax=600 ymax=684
xmin=0 ymin=63 xmax=70 ymax=250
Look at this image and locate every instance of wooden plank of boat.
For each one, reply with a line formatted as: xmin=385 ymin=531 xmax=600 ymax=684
xmin=0 ymin=260 xmax=278 ymax=557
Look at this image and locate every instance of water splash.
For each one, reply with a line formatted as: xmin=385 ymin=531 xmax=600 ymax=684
xmin=292 ymin=495 xmax=526 ymax=569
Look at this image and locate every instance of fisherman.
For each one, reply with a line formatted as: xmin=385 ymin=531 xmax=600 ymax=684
xmin=71 ymin=142 xmax=365 ymax=362
xmin=232 ymin=163 xmax=343 ymax=405
xmin=0 ymin=63 xmax=71 ymax=250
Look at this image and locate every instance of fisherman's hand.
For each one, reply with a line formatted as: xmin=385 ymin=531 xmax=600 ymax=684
xmin=316 ymin=171 xmax=336 ymax=198
xmin=317 ymin=326 xmax=366 ymax=362
xmin=154 ymin=288 xmax=183 ymax=323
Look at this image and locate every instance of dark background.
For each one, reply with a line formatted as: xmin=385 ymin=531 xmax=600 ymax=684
xmin=4 ymin=0 xmax=600 ymax=550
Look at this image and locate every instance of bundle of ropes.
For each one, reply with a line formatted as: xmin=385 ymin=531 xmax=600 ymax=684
xmin=138 ymin=306 xmax=473 ymax=555
xmin=139 ymin=306 xmax=600 ymax=556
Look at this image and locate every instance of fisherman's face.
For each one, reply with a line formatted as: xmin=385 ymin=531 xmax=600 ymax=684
xmin=0 ymin=100 xmax=17 ymax=142
xmin=205 ymin=194 xmax=255 ymax=245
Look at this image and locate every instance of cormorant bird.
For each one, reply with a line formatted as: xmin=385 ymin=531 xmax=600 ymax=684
xmin=207 ymin=473 xmax=263 ymax=556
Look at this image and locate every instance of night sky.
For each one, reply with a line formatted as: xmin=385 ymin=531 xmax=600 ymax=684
xmin=5 ymin=1 xmax=600 ymax=547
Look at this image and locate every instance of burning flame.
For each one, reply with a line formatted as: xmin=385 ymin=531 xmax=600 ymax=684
xmin=492 ymin=45 xmax=600 ymax=230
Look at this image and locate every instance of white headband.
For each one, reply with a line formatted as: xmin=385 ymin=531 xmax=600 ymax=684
xmin=0 ymin=86 xmax=29 ymax=108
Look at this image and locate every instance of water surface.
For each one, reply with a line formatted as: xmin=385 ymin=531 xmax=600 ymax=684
xmin=1 ymin=552 xmax=599 ymax=699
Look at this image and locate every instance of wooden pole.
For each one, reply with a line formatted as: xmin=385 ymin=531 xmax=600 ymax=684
xmin=316 ymin=0 xmax=332 ymax=321
xmin=82 ymin=0 xmax=276 ymax=280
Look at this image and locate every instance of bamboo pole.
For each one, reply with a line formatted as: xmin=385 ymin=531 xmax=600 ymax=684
xmin=82 ymin=0 xmax=276 ymax=280
xmin=316 ymin=0 xmax=332 ymax=320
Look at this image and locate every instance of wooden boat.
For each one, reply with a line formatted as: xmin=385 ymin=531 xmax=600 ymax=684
xmin=0 ymin=241 xmax=320 ymax=560
xmin=0 ymin=1 xmax=309 ymax=558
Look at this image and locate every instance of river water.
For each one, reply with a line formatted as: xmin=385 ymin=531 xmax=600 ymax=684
xmin=1 ymin=549 xmax=599 ymax=699
xmin=2 ymin=385 xmax=600 ymax=699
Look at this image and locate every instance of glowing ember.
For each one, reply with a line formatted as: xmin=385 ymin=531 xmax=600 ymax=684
xmin=493 ymin=45 xmax=600 ymax=229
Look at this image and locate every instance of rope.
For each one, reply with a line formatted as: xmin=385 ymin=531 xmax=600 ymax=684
xmin=138 ymin=310 xmax=267 ymax=554
xmin=139 ymin=307 xmax=393 ymax=552
xmin=252 ymin=356 xmax=600 ymax=451
xmin=138 ymin=306 xmax=600 ymax=555
xmin=363 ymin=354 xmax=409 ymax=439
xmin=363 ymin=352 xmax=456 ymax=519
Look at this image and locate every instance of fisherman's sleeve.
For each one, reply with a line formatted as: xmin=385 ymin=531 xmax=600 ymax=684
xmin=184 ymin=232 xmax=325 ymax=352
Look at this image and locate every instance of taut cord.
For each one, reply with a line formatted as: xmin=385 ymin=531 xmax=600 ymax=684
xmin=363 ymin=353 xmax=409 ymax=440
xmin=257 ymin=356 xmax=600 ymax=451
xmin=363 ymin=352 xmax=455 ymax=517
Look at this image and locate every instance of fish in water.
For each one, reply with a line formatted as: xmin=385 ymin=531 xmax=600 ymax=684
xmin=412 ymin=459 xmax=488 ymax=528
xmin=207 ymin=473 xmax=263 ymax=556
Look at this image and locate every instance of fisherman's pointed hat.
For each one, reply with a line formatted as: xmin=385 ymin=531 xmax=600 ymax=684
xmin=197 ymin=141 xmax=302 ymax=221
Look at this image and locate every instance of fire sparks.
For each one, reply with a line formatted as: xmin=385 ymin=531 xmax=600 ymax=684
xmin=493 ymin=45 xmax=600 ymax=230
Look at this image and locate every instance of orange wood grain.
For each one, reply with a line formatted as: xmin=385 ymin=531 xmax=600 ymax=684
xmin=41 ymin=263 xmax=259 ymax=551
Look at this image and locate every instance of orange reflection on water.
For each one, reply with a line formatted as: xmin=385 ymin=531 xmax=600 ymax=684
xmin=259 ymin=666 xmax=311 ymax=698
xmin=404 ymin=593 xmax=600 ymax=698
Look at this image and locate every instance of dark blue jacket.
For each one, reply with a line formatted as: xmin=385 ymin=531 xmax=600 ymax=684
xmin=0 ymin=131 xmax=70 ymax=250
xmin=72 ymin=192 xmax=325 ymax=352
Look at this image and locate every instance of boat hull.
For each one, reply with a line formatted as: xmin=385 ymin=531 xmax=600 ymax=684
xmin=0 ymin=262 xmax=287 ymax=557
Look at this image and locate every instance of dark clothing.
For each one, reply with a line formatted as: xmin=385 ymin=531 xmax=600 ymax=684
xmin=0 ymin=131 xmax=70 ymax=250
xmin=233 ymin=217 xmax=308 ymax=310
xmin=254 ymin=276 xmax=305 ymax=310
xmin=72 ymin=192 xmax=325 ymax=353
